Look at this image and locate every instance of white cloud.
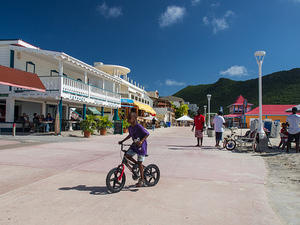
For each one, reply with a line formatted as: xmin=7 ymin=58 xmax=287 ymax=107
xmin=159 ymin=6 xmax=186 ymax=27
xmin=203 ymin=10 xmax=235 ymax=34
xmin=191 ymin=0 xmax=201 ymax=6
xmin=203 ymin=16 xmax=209 ymax=25
xmin=211 ymin=2 xmax=220 ymax=7
xmin=211 ymin=17 xmax=229 ymax=33
xmin=97 ymin=2 xmax=122 ymax=18
xmin=220 ymin=65 xmax=248 ymax=77
xmin=165 ymin=79 xmax=186 ymax=86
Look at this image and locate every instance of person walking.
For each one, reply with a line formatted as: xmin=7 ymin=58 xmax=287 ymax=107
xmin=286 ymin=107 xmax=300 ymax=153
xmin=152 ymin=117 xmax=156 ymax=131
xmin=213 ymin=111 xmax=225 ymax=147
xmin=192 ymin=109 xmax=205 ymax=147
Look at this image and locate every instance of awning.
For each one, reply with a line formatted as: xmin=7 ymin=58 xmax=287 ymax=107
xmin=134 ymin=101 xmax=156 ymax=115
xmin=121 ymin=104 xmax=133 ymax=108
xmin=0 ymin=65 xmax=46 ymax=92
xmin=88 ymin=107 xmax=102 ymax=115
xmin=121 ymin=98 xmax=134 ymax=104
xmin=224 ymin=114 xmax=242 ymax=118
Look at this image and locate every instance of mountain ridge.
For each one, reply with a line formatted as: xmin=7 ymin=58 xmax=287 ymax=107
xmin=173 ymin=68 xmax=300 ymax=113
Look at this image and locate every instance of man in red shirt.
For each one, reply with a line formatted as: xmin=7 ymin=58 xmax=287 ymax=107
xmin=192 ymin=109 xmax=205 ymax=147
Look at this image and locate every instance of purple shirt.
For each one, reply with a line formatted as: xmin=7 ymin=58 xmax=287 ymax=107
xmin=128 ymin=123 xmax=149 ymax=155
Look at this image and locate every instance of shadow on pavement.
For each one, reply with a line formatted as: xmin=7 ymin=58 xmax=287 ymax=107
xmin=59 ymin=184 xmax=139 ymax=195
xmin=167 ymin=145 xmax=220 ymax=150
xmin=167 ymin=145 xmax=200 ymax=148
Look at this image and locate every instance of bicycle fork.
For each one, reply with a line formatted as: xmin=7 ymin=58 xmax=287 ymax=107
xmin=118 ymin=164 xmax=125 ymax=181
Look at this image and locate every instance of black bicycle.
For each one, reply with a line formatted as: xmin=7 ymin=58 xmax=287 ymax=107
xmin=106 ymin=143 xmax=160 ymax=193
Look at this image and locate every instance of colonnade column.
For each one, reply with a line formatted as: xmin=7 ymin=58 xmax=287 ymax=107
xmin=5 ymin=98 xmax=15 ymax=122
xmin=58 ymin=60 xmax=64 ymax=96
xmin=42 ymin=102 xmax=46 ymax=116
xmin=83 ymin=104 xmax=87 ymax=120
xmin=59 ymin=98 xmax=63 ymax=134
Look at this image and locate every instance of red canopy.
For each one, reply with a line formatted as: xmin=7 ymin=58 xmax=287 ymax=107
xmin=224 ymin=114 xmax=242 ymax=118
xmin=0 ymin=65 xmax=46 ymax=92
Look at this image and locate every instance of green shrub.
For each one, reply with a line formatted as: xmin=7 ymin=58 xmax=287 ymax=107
xmin=80 ymin=115 xmax=96 ymax=134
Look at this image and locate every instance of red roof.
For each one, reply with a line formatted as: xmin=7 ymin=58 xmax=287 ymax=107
xmin=245 ymin=105 xmax=296 ymax=116
xmin=229 ymin=95 xmax=253 ymax=107
xmin=0 ymin=65 xmax=46 ymax=92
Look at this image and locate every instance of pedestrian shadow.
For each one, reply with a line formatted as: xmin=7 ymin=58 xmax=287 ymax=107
xmin=167 ymin=145 xmax=219 ymax=150
xmin=167 ymin=145 xmax=200 ymax=148
xmin=59 ymin=184 xmax=139 ymax=195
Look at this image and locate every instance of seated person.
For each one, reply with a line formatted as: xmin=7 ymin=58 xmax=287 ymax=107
xmin=32 ymin=113 xmax=41 ymax=131
xmin=45 ymin=113 xmax=53 ymax=132
xmin=279 ymin=123 xmax=288 ymax=150
xmin=20 ymin=113 xmax=30 ymax=131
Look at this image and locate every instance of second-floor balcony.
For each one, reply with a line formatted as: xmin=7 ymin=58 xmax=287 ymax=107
xmin=10 ymin=76 xmax=121 ymax=107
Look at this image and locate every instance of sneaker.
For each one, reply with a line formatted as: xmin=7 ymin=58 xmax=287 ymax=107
xmin=135 ymin=179 xmax=144 ymax=187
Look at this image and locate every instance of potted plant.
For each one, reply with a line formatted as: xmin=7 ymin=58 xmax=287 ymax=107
xmin=122 ymin=119 xmax=130 ymax=133
xmin=80 ymin=115 xmax=96 ymax=138
xmin=96 ymin=115 xmax=113 ymax=135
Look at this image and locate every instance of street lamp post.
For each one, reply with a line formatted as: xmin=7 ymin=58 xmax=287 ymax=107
xmin=207 ymin=94 xmax=212 ymax=128
xmin=204 ymin=105 xmax=207 ymax=125
xmin=255 ymin=51 xmax=266 ymax=139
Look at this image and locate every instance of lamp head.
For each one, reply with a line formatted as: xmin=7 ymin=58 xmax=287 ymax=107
xmin=254 ymin=51 xmax=266 ymax=57
xmin=204 ymin=105 xmax=207 ymax=109
xmin=207 ymin=94 xmax=211 ymax=100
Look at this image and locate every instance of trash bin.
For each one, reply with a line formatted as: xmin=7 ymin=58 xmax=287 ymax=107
xmin=113 ymin=120 xmax=123 ymax=135
xmin=207 ymin=127 xmax=214 ymax=137
xmin=166 ymin=122 xmax=171 ymax=127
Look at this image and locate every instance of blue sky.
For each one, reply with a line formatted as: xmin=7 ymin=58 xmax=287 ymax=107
xmin=1 ymin=0 xmax=300 ymax=96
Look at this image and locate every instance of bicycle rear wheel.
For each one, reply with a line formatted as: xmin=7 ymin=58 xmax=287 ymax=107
xmin=144 ymin=164 xmax=160 ymax=187
xmin=225 ymin=140 xmax=236 ymax=150
xmin=106 ymin=167 xmax=126 ymax=193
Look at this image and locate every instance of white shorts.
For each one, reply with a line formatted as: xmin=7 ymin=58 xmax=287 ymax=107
xmin=126 ymin=149 xmax=145 ymax=162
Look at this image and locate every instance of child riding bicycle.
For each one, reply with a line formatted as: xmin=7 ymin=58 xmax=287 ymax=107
xmin=118 ymin=112 xmax=150 ymax=187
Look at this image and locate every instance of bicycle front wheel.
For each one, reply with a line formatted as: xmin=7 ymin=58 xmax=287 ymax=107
xmin=106 ymin=167 xmax=126 ymax=193
xmin=144 ymin=164 xmax=160 ymax=187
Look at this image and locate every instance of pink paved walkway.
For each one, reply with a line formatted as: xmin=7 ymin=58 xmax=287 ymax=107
xmin=0 ymin=127 xmax=283 ymax=225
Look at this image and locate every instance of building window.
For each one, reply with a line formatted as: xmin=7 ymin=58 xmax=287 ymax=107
xmin=131 ymin=95 xmax=134 ymax=100
xmin=26 ymin=61 xmax=35 ymax=73
xmin=50 ymin=70 xmax=59 ymax=77
xmin=77 ymin=78 xmax=82 ymax=82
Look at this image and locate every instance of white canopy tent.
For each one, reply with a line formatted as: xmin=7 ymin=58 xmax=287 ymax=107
xmin=143 ymin=115 xmax=158 ymax=121
xmin=176 ymin=115 xmax=193 ymax=121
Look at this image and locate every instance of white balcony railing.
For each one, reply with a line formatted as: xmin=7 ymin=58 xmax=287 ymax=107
xmin=63 ymin=76 xmax=89 ymax=97
xmin=12 ymin=76 xmax=121 ymax=105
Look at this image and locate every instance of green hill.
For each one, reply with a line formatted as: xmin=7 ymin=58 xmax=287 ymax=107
xmin=173 ymin=68 xmax=300 ymax=113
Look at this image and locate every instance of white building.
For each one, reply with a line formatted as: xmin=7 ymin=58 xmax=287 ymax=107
xmin=0 ymin=39 xmax=121 ymax=131
xmin=94 ymin=63 xmax=155 ymax=118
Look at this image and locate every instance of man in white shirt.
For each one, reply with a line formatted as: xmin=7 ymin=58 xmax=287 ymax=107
xmin=286 ymin=107 xmax=300 ymax=153
xmin=213 ymin=111 xmax=225 ymax=147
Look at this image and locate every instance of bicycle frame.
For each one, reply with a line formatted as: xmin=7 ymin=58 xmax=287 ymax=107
xmin=117 ymin=144 xmax=141 ymax=180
